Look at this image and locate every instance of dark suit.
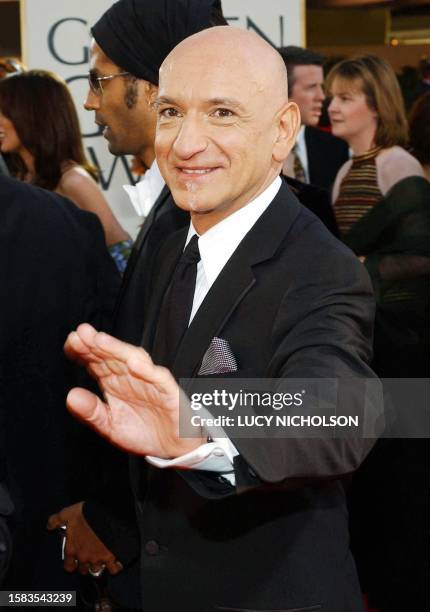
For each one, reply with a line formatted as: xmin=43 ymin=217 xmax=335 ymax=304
xmin=122 ymin=181 xmax=376 ymax=611
xmin=84 ymin=180 xmax=337 ymax=556
xmin=0 ymin=176 xmax=120 ymax=589
xmin=0 ymin=484 xmax=13 ymax=585
xmin=305 ymin=126 xmax=349 ymax=193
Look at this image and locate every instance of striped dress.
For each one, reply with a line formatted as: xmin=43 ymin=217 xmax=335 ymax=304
xmin=334 ymin=146 xmax=383 ymax=238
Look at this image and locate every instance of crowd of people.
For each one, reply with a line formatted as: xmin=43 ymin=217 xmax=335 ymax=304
xmin=0 ymin=0 xmax=429 ymax=611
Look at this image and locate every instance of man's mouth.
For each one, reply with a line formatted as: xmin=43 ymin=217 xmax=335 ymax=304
xmin=95 ymin=120 xmax=108 ymax=132
xmin=181 ymin=168 xmax=213 ymax=175
xmin=177 ymin=167 xmax=219 ymax=176
xmin=96 ymin=122 xmax=110 ymax=139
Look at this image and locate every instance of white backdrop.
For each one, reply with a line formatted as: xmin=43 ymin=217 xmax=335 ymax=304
xmin=20 ymin=0 xmax=305 ymax=238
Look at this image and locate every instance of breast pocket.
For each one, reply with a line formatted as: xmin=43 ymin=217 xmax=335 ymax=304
xmin=196 ymin=368 xmax=258 ymax=379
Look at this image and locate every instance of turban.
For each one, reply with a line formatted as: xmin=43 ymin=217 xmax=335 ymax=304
xmin=92 ymin=0 xmax=222 ymax=85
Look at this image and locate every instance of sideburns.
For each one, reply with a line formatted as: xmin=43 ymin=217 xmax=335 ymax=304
xmin=124 ymin=76 xmax=138 ymax=110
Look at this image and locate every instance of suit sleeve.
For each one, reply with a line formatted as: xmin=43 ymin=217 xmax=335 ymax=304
xmin=237 ymin=245 xmax=377 ymax=488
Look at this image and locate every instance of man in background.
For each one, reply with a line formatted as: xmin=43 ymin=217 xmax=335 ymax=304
xmin=279 ymin=45 xmax=349 ymax=193
xmin=0 ymin=175 xmax=119 ymax=592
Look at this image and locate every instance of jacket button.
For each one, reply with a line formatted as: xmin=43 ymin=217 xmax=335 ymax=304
xmin=145 ymin=540 xmax=160 ymax=556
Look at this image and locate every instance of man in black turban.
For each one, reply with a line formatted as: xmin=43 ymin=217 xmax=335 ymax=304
xmin=85 ymin=0 xmax=225 ymax=164
xmin=48 ymin=0 xmax=227 ymax=606
xmin=92 ymin=0 xmax=224 ymax=86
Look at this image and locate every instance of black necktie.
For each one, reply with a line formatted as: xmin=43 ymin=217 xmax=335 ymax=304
xmin=152 ymin=235 xmax=201 ymax=368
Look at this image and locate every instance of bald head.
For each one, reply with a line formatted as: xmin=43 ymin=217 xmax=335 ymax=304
xmin=155 ymin=26 xmax=300 ymax=233
xmin=161 ymin=26 xmax=289 ymax=111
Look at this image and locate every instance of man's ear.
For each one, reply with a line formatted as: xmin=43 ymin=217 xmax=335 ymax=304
xmin=273 ymin=101 xmax=301 ymax=163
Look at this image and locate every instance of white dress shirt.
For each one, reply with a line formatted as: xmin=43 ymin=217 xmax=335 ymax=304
xmin=147 ymin=176 xmax=283 ymax=482
xmin=123 ymin=159 xmax=165 ymax=218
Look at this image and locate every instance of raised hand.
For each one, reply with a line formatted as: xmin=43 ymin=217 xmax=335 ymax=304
xmin=65 ymin=323 xmax=204 ymax=458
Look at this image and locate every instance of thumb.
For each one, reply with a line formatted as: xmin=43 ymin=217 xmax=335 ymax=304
xmin=67 ymin=387 xmax=111 ymax=438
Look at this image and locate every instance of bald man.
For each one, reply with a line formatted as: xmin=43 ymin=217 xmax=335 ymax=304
xmin=65 ymin=27 xmax=375 ymax=611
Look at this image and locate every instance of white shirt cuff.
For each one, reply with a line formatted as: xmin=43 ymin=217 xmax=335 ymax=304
xmin=146 ymin=437 xmax=239 ymax=485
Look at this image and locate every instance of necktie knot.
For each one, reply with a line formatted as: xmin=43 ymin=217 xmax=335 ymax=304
xmin=180 ymin=234 xmax=201 ymax=266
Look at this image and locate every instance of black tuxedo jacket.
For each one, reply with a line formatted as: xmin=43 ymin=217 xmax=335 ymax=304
xmin=305 ymin=126 xmax=349 ymax=193
xmin=123 ymin=181 xmax=375 ymax=612
xmin=0 ymin=176 xmax=120 ymax=589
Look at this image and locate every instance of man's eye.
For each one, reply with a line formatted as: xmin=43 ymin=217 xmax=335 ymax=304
xmin=212 ymin=108 xmax=234 ymax=118
xmin=160 ymin=107 xmax=180 ymax=118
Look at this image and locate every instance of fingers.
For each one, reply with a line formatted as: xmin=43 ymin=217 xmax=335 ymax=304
xmin=63 ymin=558 xmax=122 ymax=576
xmin=95 ymin=332 xmax=152 ymax=368
xmin=75 ymin=560 xmax=122 ymax=576
xmin=64 ymin=324 xmax=97 ymax=359
xmin=77 ymin=562 xmax=90 ymax=576
xmin=64 ymin=554 xmax=79 ymax=574
xmin=67 ymin=325 xmax=151 ymax=381
xmin=127 ymin=355 xmax=175 ymax=389
xmin=105 ymin=559 xmax=123 ymax=575
xmin=66 ymin=324 xmax=168 ymax=389
xmin=46 ymin=513 xmax=63 ymax=531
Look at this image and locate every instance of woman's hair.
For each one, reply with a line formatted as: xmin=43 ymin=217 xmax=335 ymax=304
xmin=0 ymin=69 xmax=97 ymax=189
xmin=409 ymin=91 xmax=430 ymax=165
xmin=326 ymin=54 xmax=409 ymax=149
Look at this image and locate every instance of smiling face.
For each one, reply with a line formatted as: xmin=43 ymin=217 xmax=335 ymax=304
xmin=328 ymin=76 xmax=378 ymax=151
xmin=290 ymin=64 xmax=325 ymax=127
xmin=0 ymin=110 xmax=22 ymax=154
xmin=155 ymin=27 xmax=299 ymax=233
xmin=84 ymin=40 xmax=157 ymax=167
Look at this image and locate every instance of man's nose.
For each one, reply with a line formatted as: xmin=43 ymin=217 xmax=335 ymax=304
xmin=172 ymin=116 xmax=208 ymax=159
xmin=316 ymin=85 xmax=325 ymax=102
xmin=83 ymin=89 xmax=100 ymax=111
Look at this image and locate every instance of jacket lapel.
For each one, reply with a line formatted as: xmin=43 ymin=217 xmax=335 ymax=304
xmin=140 ymin=226 xmax=188 ymax=352
xmin=120 ymin=185 xmax=171 ymax=291
xmin=172 ymin=183 xmax=302 ymax=378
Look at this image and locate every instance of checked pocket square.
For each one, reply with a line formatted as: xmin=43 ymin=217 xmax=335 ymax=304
xmin=198 ymin=337 xmax=238 ymax=375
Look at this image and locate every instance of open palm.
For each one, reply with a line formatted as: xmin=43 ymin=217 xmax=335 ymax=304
xmin=65 ymin=323 xmax=202 ymax=458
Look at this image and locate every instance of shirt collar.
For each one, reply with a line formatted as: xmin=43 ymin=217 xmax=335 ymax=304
xmin=296 ymin=125 xmax=306 ymax=150
xmin=123 ymin=159 xmax=165 ymax=217
xmin=185 ymin=176 xmax=282 ymax=287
